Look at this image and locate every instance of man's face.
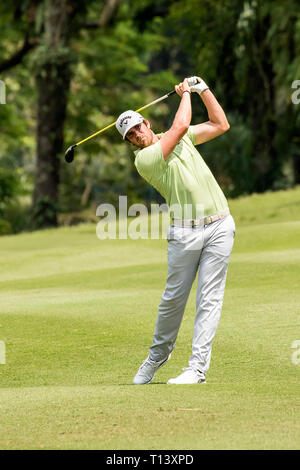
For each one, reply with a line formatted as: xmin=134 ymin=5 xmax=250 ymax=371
xmin=126 ymin=121 xmax=153 ymax=148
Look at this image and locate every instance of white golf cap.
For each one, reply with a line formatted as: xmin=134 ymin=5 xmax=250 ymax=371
xmin=116 ymin=110 xmax=144 ymax=140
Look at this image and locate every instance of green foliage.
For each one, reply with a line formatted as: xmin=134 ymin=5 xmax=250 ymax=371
xmin=62 ymin=2 xmax=178 ymax=213
xmin=0 ymin=167 xmax=20 ymax=204
xmin=0 ymin=219 xmax=12 ymax=235
xmin=0 ymin=0 xmax=299 ymax=234
xmin=0 ymin=166 xmax=29 ymax=234
xmin=0 ymin=167 xmax=20 ymax=231
xmin=161 ymin=0 xmax=300 ymax=193
xmin=31 ymin=196 xmax=59 ymax=229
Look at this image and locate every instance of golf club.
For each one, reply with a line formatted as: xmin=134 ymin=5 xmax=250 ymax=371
xmin=65 ymin=89 xmax=176 ymax=163
xmin=65 ymin=77 xmax=200 ymax=163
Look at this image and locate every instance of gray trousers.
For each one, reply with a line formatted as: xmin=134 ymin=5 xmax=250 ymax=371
xmin=149 ymin=214 xmax=235 ymax=374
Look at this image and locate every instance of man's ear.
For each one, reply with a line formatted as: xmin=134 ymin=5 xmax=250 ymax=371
xmin=144 ymin=119 xmax=151 ymax=129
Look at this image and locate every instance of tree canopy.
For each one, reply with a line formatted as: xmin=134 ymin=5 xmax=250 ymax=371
xmin=0 ymin=0 xmax=299 ymax=233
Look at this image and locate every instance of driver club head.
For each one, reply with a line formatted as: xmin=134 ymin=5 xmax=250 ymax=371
xmin=65 ymin=145 xmax=76 ymax=163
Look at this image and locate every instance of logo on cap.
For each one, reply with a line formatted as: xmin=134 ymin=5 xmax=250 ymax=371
xmin=119 ymin=115 xmax=132 ymax=128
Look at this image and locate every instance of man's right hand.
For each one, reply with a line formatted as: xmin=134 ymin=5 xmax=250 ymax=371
xmin=175 ymin=78 xmax=191 ymax=97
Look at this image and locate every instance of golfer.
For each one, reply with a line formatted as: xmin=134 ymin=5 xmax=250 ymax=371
xmin=116 ymin=76 xmax=235 ymax=384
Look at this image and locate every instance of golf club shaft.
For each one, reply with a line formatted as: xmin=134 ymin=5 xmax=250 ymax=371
xmin=74 ymin=90 xmax=176 ymax=147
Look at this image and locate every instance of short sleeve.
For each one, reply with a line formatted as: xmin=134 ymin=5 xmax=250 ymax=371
xmin=134 ymin=141 xmax=164 ymax=183
xmin=186 ymin=126 xmax=196 ymax=145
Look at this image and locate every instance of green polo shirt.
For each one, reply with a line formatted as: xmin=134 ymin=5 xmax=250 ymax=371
xmin=134 ymin=126 xmax=228 ymax=219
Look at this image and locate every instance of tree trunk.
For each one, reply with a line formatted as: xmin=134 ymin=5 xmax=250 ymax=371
xmin=249 ymin=12 xmax=280 ymax=193
xmin=31 ymin=0 xmax=120 ymax=229
xmin=32 ymin=0 xmax=72 ymax=228
xmin=33 ymin=60 xmax=71 ymax=227
xmin=293 ymin=152 xmax=300 ymax=184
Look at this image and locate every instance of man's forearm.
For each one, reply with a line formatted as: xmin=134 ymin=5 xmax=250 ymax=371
xmin=160 ymin=79 xmax=192 ymax=160
xmin=199 ymin=89 xmax=229 ymax=130
xmin=172 ymin=92 xmax=192 ymax=131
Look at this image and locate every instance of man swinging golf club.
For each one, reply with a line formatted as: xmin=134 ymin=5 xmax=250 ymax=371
xmin=116 ymin=76 xmax=235 ymax=385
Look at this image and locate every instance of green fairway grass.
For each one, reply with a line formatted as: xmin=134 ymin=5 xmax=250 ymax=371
xmin=0 ymin=187 xmax=300 ymax=449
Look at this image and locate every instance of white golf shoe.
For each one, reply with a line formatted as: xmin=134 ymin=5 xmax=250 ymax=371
xmin=133 ymin=354 xmax=171 ymax=385
xmin=167 ymin=367 xmax=206 ymax=384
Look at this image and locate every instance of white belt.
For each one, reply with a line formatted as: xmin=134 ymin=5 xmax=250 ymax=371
xmin=172 ymin=208 xmax=230 ymax=228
